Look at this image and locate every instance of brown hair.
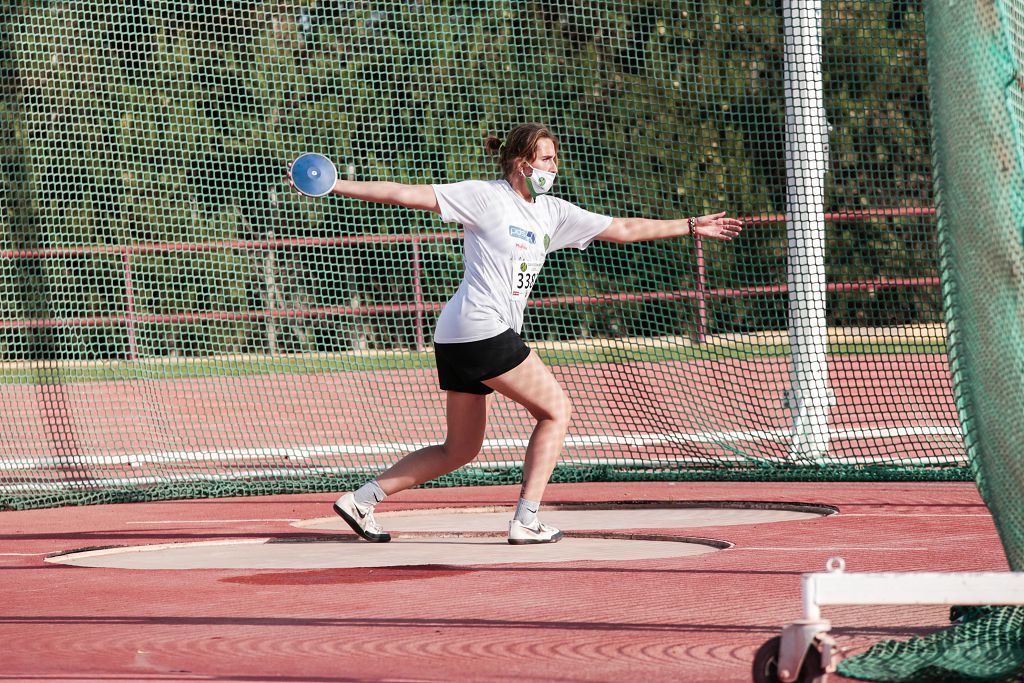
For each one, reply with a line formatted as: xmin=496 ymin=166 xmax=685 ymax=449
xmin=485 ymin=123 xmax=559 ymax=179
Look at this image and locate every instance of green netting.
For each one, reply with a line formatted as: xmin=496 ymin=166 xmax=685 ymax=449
xmin=837 ymin=0 xmax=1024 ymax=679
xmin=926 ymin=0 xmax=1024 ymax=577
xmin=841 ymin=607 xmax=1024 ymax=683
xmin=0 ymin=0 xmax=963 ymax=513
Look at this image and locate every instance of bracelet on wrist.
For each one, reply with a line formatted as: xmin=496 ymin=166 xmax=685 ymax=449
xmin=688 ymin=216 xmax=697 ymax=239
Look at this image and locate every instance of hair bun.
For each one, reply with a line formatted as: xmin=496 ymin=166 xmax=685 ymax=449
xmin=484 ymin=135 xmax=503 ymax=155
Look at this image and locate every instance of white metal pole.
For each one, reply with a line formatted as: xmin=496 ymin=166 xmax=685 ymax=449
xmin=801 ymin=572 xmax=822 ymax=621
xmin=784 ymin=0 xmax=832 ymax=462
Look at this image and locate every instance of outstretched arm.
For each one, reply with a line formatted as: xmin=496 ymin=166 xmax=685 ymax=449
xmin=287 ymin=164 xmax=440 ymax=214
xmin=597 ymin=211 xmax=742 ymax=243
xmin=328 ymin=179 xmax=440 ymax=214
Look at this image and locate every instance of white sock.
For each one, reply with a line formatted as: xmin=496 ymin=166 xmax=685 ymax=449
xmin=513 ymin=497 xmax=540 ymax=526
xmin=351 ymin=479 xmax=387 ymax=508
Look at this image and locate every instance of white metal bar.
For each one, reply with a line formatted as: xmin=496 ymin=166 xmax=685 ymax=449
xmin=804 ymin=571 xmax=1024 ymax=614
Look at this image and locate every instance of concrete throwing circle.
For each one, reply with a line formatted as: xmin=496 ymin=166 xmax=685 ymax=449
xmin=45 ymin=502 xmax=832 ymax=570
xmin=46 ymin=536 xmax=718 ymax=570
xmin=295 ymin=503 xmax=830 ymax=534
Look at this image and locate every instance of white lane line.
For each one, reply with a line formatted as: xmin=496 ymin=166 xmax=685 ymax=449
xmin=0 ymin=425 xmax=963 ymax=470
xmin=731 ymin=547 xmax=933 ymax=551
xmin=0 ymin=467 xmax=362 ymax=492
xmin=125 ymin=519 xmax=300 ymax=525
xmin=840 ymin=514 xmax=991 ymax=518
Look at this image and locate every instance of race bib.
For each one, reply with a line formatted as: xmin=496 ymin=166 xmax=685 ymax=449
xmin=511 ymin=254 xmax=544 ymax=298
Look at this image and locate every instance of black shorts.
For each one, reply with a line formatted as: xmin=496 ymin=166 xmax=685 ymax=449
xmin=433 ymin=329 xmax=531 ymax=395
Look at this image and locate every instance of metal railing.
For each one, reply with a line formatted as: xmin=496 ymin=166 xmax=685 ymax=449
xmin=0 ymin=207 xmax=938 ymax=358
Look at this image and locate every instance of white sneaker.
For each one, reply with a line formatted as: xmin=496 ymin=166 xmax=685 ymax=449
xmin=333 ymin=493 xmax=391 ymax=543
xmin=508 ymin=519 xmax=564 ymax=545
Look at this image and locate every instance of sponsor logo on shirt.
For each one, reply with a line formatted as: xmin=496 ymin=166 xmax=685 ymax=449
xmin=508 ymin=225 xmax=536 ymax=244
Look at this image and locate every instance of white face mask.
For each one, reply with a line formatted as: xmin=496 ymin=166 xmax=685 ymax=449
xmin=523 ymin=164 xmax=556 ymax=197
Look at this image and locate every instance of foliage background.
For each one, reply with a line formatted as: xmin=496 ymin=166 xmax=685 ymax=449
xmin=0 ymin=0 xmax=935 ymax=359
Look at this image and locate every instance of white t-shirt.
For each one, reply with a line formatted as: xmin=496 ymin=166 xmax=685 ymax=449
xmin=431 ymin=179 xmax=612 ymax=343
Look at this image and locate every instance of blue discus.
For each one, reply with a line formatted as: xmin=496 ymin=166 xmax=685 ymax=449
xmin=290 ymin=153 xmax=338 ymax=197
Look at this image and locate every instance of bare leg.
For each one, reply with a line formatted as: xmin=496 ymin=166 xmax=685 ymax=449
xmin=374 ymin=391 xmax=490 ymax=495
xmin=483 ymin=351 xmax=571 ymax=501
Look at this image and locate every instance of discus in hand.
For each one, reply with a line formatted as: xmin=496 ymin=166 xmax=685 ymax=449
xmin=289 ymin=153 xmax=338 ymax=197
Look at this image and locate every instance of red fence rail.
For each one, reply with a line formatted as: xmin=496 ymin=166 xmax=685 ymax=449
xmin=0 ymin=208 xmax=938 ymax=356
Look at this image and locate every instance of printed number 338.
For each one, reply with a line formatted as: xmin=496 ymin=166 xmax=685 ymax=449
xmin=517 ymin=271 xmax=538 ymax=290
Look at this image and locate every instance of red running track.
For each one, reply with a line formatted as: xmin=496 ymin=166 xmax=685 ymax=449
xmin=0 ymin=481 xmax=1006 ymax=682
xmin=1 ymin=356 xmax=959 ymax=468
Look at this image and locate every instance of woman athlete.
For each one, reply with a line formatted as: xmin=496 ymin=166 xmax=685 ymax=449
xmin=289 ymin=123 xmax=742 ymax=545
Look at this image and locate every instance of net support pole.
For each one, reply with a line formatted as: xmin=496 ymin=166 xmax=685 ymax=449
xmin=783 ymin=0 xmax=833 ymax=462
